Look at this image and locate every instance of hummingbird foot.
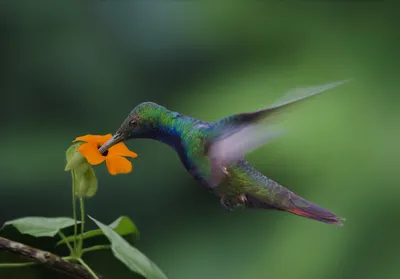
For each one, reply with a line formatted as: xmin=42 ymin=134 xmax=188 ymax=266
xmin=220 ymin=194 xmax=248 ymax=211
xmin=220 ymin=196 xmax=236 ymax=211
xmin=236 ymin=194 xmax=247 ymax=204
xmin=220 ymin=194 xmax=247 ymax=211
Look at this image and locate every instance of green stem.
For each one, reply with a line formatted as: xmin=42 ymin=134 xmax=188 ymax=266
xmin=78 ymin=196 xmax=85 ymax=254
xmin=62 ymin=256 xmax=76 ymax=261
xmin=77 ymin=258 xmax=99 ymax=279
xmin=0 ymin=262 xmax=38 ymax=268
xmin=58 ymin=231 xmax=74 ymax=255
xmin=72 ymin=171 xmax=78 ymax=254
xmin=81 ymin=245 xmax=111 ymax=255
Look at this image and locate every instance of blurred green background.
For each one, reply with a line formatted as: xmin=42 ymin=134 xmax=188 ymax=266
xmin=1 ymin=1 xmax=399 ymax=279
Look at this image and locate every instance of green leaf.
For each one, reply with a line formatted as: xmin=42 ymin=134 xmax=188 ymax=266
xmin=89 ymin=216 xmax=167 ymax=279
xmin=2 ymin=217 xmax=78 ymax=237
xmin=57 ymin=216 xmax=139 ymax=246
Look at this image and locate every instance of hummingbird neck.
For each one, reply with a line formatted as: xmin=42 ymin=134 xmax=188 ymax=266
xmin=149 ymin=110 xmax=212 ymax=161
xmin=136 ymin=105 xmax=212 ymax=174
xmin=147 ymin=110 xmax=192 ymax=149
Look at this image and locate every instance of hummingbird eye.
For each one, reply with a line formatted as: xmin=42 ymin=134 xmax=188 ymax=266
xmin=129 ymin=120 xmax=138 ymax=127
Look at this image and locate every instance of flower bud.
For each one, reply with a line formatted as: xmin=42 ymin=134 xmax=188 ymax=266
xmin=65 ymin=142 xmax=89 ymax=173
xmin=73 ymin=167 xmax=98 ymax=198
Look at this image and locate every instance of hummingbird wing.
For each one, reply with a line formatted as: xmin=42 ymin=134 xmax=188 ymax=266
xmin=205 ymin=79 xmax=351 ymax=187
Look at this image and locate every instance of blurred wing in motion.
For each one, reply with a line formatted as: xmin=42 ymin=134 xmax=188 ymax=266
xmin=205 ymin=79 xmax=351 ymax=187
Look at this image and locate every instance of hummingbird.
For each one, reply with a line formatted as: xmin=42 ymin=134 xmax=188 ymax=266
xmin=99 ymin=80 xmax=350 ymax=226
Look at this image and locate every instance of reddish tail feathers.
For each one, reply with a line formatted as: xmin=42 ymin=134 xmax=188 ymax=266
xmin=285 ymin=199 xmax=345 ymax=226
xmin=246 ymin=193 xmax=345 ymax=226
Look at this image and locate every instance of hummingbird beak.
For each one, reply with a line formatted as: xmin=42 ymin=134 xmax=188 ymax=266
xmin=99 ymin=133 xmax=124 ymax=154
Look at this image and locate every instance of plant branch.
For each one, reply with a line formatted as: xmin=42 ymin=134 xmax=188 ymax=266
xmin=0 ymin=236 xmax=104 ymax=279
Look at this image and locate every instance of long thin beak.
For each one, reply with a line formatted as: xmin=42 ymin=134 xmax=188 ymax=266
xmin=99 ymin=133 xmax=124 ymax=154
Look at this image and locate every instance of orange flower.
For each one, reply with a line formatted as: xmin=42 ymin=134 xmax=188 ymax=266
xmin=73 ymin=134 xmax=137 ymax=175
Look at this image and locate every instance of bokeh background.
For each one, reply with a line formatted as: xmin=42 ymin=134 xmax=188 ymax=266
xmin=1 ymin=1 xmax=399 ymax=279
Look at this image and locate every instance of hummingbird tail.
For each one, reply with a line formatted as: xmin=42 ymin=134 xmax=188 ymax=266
xmin=246 ymin=193 xmax=345 ymax=226
xmin=284 ymin=198 xmax=345 ymax=226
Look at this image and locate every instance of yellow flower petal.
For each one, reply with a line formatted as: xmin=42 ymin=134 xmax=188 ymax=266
xmin=74 ymin=134 xmax=112 ymax=145
xmin=109 ymin=143 xmax=138 ymax=158
xmin=106 ymin=155 xmax=133 ymax=175
xmin=78 ymin=143 xmax=106 ymax=165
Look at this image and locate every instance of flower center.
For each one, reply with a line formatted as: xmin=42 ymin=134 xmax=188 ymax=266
xmin=97 ymin=144 xmax=109 ymax=156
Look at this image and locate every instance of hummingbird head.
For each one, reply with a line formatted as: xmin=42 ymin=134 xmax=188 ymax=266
xmin=98 ymin=102 xmax=168 ymax=154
